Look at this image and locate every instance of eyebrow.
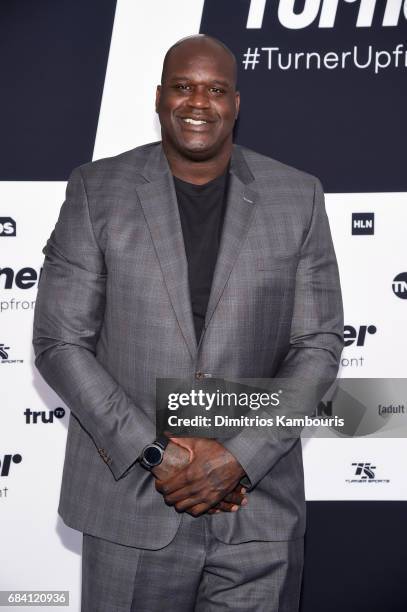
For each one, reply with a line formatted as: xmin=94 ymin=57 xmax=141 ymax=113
xmin=168 ymin=75 xmax=231 ymax=88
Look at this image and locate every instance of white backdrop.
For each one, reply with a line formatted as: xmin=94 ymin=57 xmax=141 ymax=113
xmin=1 ymin=1 xmax=406 ymax=609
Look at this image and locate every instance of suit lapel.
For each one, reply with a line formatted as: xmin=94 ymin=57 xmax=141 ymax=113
xmin=201 ymin=146 xmax=257 ymax=344
xmin=135 ymin=143 xmax=257 ymax=358
xmin=136 ymin=145 xmax=197 ymax=359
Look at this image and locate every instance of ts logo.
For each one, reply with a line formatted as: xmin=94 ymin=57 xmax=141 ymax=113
xmin=0 ymin=454 xmax=22 ymax=477
xmin=352 ymin=462 xmax=376 ymax=479
xmin=0 ymin=344 xmax=10 ymax=360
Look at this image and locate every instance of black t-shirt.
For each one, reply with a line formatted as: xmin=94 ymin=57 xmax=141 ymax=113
xmin=173 ymin=167 xmax=230 ymax=343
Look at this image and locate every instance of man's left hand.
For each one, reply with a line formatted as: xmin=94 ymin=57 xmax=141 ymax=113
xmin=155 ymin=437 xmax=246 ymax=517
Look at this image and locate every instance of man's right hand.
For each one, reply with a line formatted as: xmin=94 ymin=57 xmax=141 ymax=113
xmin=151 ymin=440 xmax=247 ymax=514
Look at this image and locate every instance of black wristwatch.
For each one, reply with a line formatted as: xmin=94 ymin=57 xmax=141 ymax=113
xmin=139 ymin=435 xmax=169 ymax=470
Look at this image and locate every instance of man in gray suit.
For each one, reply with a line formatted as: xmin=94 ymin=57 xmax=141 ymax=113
xmin=33 ymin=35 xmax=343 ymax=611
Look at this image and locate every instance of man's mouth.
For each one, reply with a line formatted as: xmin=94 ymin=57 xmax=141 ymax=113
xmin=182 ymin=117 xmax=208 ymax=125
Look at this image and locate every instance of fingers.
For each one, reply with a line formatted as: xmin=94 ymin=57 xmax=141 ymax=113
xmin=207 ymin=487 xmax=249 ymax=514
xmin=157 ymin=483 xmax=197 ymax=505
xmin=155 ymin=469 xmax=190 ymax=495
xmin=186 ymin=498 xmax=243 ymax=517
xmin=185 ymin=503 xmax=208 ymax=517
xmin=222 ymin=490 xmax=247 ymax=506
xmin=207 ymin=501 xmax=240 ymax=513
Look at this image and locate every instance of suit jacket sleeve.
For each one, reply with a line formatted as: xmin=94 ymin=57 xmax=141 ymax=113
xmin=222 ymin=178 xmax=344 ymax=490
xmin=32 ymin=167 xmax=156 ymax=480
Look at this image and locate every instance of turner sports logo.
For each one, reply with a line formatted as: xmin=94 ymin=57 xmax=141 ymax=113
xmin=346 ymin=461 xmax=390 ymax=483
xmin=247 ymin=0 xmax=407 ymax=29
xmin=0 ymin=344 xmax=23 ymax=364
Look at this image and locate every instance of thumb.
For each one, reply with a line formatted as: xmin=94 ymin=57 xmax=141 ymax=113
xmin=168 ymin=436 xmax=196 ymax=457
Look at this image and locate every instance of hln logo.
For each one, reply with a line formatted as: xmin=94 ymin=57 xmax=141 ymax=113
xmin=0 ymin=454 xmax=22 ymax=477
xmin=352 ymin=212 xmax=374 ymax=235
xmin=24 ymin=407 xmax=65 ymax=424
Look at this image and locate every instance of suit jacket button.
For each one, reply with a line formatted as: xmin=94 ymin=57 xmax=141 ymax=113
xmin=195 ymin=371 xmax=204 ymax=380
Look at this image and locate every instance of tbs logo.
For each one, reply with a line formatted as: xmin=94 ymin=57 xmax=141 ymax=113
xmin=0 ymin=453 xmax=22 ymax=477
xmin=392 ymin=273 xmax=407 ymax=299
xmin=352 ymin=213 xmax=374 ymax=235
xmin=344 ymin=324 xmax=377 ymax=347
xmin=24 ymin=407 xmax=65 ymax=424
xmin=0 ymin=218 xmax=16 ymax=237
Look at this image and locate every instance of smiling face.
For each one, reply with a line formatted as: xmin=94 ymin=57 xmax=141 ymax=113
xmin=156 ymin=37 xmax=240 ymax=162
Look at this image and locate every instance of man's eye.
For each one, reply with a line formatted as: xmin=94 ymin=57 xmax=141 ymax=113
xmin=175 ymin=84 xmax=191 ymax=91
xmin=210 ymin=87 xmax=224 ymax=95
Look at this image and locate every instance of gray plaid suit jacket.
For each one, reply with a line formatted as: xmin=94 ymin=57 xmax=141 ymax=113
xmin=33 ymin=141 xmax=343 ymax=549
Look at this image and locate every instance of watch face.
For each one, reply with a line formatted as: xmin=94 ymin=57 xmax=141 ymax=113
xmin=144 ymin=445 xmax=162 ymax=466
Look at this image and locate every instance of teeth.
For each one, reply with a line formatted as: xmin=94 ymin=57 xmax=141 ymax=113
xmin=183 ymin=118 xmax=207 ymax=125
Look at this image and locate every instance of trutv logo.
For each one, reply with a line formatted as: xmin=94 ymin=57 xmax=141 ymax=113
xmin=24 ymin=407 xmax=65 ymax=424
xmin=0 ymin=454 xmax=22 ymax=477
xmin=247 ymin=0 xmax=407 ymax=28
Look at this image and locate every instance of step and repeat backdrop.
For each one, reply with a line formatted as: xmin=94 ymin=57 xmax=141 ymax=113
xmin=1 ymin=1 xmax=406 ymax=610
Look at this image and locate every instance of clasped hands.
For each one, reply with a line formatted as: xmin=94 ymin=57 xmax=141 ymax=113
xmin=152 ymin=437 xmax=248 ymax=517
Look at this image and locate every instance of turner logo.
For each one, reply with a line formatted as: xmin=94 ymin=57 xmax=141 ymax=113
xmin=24 ymin=407 xmax=66 ymax=424
xmin=344 ymin=324 xmax=377 ymax=347
xmin=247 ymin=0 xmax=407 ymax=29
xmin=392 ymin=272 xmax=407 ymax=299
xmin=352 ymin=212 xmax=374 ymax=235
xmin=0 ymin=454 xmax=22 ymax=477
xmin=0 ymin=218 xmax=16 ymax=237
xmin=0 ymin=266 xmax=42 ymax=289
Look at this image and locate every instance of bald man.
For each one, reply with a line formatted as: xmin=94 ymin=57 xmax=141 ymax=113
xmin=33 ymin=35 xmax=343 ymax=611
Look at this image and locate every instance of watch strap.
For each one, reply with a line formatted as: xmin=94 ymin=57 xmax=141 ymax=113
xmin=155 ymin=434 xmax=169 ymax=450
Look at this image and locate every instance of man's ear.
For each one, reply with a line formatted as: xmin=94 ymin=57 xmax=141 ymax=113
xmin=235 ymin=90 xmax=240 ymax=120
xmin=155 ymin=85 xmax=161 ymax=113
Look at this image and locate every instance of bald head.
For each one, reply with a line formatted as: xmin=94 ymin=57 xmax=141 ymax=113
xmin=161 ymin=35 xmax=238 ymax=88
xmin=156 ymin=33 xmax=240 ymax=167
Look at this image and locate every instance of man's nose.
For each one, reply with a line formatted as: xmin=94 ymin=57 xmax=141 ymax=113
xmin=188 ymin=86 xmax=210 ymax=108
